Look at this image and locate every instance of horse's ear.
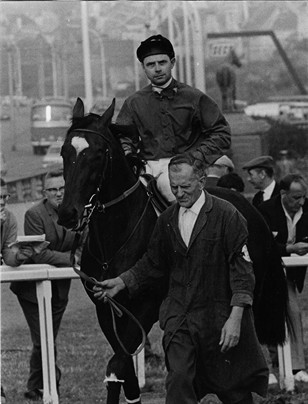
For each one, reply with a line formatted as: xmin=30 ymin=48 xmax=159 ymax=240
xmin=72 ymin=97 xmax=85 ymax=118
xmin=100 ymin=98 xmax=115 ymax=127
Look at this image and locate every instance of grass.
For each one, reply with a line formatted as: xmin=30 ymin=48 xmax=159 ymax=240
xmin=1 ymin=277 xmax=308 ymax=404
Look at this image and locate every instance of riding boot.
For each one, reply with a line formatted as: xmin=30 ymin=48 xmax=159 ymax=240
xmin=106 ymin=381 xmax=121 ymax=404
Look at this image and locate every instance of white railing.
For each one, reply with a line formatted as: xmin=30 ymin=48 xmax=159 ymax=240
xmin=1 ymin=256 xmax=308 ymax=402
xmin=0 ymin=264 xmax=144 ymax=404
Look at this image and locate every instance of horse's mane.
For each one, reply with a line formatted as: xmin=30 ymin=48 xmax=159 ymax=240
xmin=67 ymin=113 xmax=101 ymax=135
xmin=67 ymin=113 xmax=145 ymax=176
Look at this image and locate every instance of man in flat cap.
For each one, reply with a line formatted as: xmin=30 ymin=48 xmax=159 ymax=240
xmin=205 ymin=155 xmax=234 ymax=187
xmin=116 ymin=34 xmax=231 ymax=202
xmin=242 ymin=155 xmax=280 ymax=208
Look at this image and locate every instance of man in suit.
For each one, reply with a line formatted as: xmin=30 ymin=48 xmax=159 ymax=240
xmin=205 ymin=155 xmax=234 ymax=187
xmin=258 ymin=173 xmax=308 ymax=383
xmin=94 ymin=152 xmax=268 ymax=404
xmin=1 ymin=178 xmax=34 ymax=266
xmin=242 ymin=155 xmax=280 ymax=208
xmin=10 ymin=169 xmax=84 ymax=400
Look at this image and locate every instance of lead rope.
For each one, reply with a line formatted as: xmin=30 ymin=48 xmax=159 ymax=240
xmin=70 ymin=232 xmax=146 ymax=356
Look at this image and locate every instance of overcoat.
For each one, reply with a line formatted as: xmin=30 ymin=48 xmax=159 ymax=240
xmin=252 ymin=181 xmax=280 ymax=208
xmin=121 ymin=191 xmax=268 ymax=400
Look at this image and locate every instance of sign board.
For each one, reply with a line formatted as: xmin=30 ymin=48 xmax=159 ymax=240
xmin=208 ymin=41 xmax=234 ymax=58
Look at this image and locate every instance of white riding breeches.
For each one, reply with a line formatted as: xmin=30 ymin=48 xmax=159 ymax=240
xmin=146 ymin=159 xmax=176 ymax=203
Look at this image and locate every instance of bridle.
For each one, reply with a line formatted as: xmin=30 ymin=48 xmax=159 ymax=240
xmin=67 ymin=127 xmax=147 ymax=356
xmin=69 ymin=128 xmax=142 ymax=231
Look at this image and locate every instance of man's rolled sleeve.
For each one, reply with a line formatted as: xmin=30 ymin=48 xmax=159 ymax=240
xmin=231 ymin=292 xmax=253 ymax=307
xmin=120 ymin=270 xmax=139 ymax=297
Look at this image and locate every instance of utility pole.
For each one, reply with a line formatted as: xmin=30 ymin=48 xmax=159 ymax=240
xmin=182 ymin=2 xmax=192 ymax=86
xmin=167 ymin=2 xmax=177 ymax=79
xmin=189 ymin=2 xmax=206 ymax=92
xmin=51 ymin=43 xmax=58 ymax=97
xmin=7 ymin=45 xmax=17 ymax=151
xmin=81 ymin=1 xmax=93 ymax=111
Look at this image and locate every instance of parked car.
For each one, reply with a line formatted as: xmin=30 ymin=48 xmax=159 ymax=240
xmin=42 ymin=143 xmax=63 ymax=168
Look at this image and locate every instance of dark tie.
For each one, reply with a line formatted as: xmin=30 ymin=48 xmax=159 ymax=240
xmin=153 ymin=86 xmax=177 ymax=99
xmin=254 ymin=191 xmax=264 ymax=207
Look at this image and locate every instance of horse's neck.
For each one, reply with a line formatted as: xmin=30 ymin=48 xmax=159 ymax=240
xmin=101 ymin=154 xmax=137 ymax=202
xmin=88 ymin=185 xmax=152 ymax=265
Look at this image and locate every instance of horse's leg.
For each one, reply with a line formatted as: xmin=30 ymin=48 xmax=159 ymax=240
xmin=106 ymin=381 xmax=121 ymax=404
xmin=106 ymin=353 xmax=141 ymax=404
xmin=122 ymin=357 xmax=141 ymax=404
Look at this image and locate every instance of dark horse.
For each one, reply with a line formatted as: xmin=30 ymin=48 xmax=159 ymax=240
xmin=58 ymin=98 xmax=159 ymax=404
xmin=58 ymin=98 xmax=288 ymax=403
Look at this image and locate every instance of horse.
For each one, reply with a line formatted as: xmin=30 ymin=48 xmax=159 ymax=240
xmin=58 ymin=98 xmax=160 ymax=404
xmin=58 ymin=98 xmax=288 ymax=403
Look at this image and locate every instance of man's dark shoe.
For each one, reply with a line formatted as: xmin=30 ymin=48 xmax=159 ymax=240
xmin=24 ymin=389 xmax=43 ymax=401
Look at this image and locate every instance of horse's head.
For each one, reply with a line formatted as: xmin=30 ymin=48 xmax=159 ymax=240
xmin=58 ymin=97 xmax=117 ymax=229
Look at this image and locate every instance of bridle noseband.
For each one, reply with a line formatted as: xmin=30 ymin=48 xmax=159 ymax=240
xmin=69 ymin=128 xmax=141 ymax=231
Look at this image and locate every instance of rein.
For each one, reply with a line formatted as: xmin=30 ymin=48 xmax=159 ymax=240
xmin=69 ymin=127 xmax=147 ymax=356
xmin=70 ymin=248 xmax=146 ymax=357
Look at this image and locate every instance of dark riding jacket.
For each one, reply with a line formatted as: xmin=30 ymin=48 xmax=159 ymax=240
xmin=116 ymin=79 xmax=231 ymax=161
xmin=121 ymin=191 xmax=268 ymax=400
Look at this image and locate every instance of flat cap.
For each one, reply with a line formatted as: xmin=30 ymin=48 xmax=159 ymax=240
xmin=213 ymin=155 xmax=234 ymax=170
xmin=136 ymin=34 xmax=175 ymax=62
xmin=242 ymin=155 xmax=274 ymax=170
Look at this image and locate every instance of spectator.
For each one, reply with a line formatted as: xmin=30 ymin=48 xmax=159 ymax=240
xmin=258 ymin=174 xmax=308 ymax=383
xmin=217 ymin=172 xmax=245 ymax=193
xmin=1 ymin=178 xmax=34 ymax=266
xmin=10 ymin=169 xmax=84 ymax=401
xmin=94 ymin=152 xmax=268 ymax=404
xmin=276 ymin=150 xmax=296 ymax=181
xmin=116 ymin=34 xmax=231 ymax=202
xmin=242 ymin=155 xmax=280 ymax=207
xmin=1 ymin=179 xmax=35 ymax=404
xmin=205 ymin=155 xmax=234 ymax=187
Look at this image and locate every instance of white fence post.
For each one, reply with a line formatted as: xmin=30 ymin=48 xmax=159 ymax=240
xmin=36 ymin=280 xmax=59 ymax=404
xmin=2 ymin=256 xmax=308 ymax=396
xmin=278 ymin=326 xmax=294 ymax=392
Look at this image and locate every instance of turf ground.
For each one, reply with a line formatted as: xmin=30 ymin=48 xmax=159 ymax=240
xmin=1 ymin=203 xmax=308 ymax=403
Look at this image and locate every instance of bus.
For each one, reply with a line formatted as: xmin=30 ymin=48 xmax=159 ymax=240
xmin=245 ymin=98 xmax=308 ymax=122
xmin=30 ymin=98 xmax=72 ymax=155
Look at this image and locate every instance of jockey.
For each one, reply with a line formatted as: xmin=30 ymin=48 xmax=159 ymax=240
xmin=116 ymin=34 xmax=231 ymax=202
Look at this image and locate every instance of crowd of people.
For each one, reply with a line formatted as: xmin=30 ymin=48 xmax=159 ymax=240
xmin=1 ymin=171 xmax=85 ymax=402
xmin=1 ymin=33 xmax=308 ymax=404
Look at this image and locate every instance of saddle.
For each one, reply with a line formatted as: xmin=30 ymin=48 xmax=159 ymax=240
xmin=141 ymin=173 xmax=171 ymax=215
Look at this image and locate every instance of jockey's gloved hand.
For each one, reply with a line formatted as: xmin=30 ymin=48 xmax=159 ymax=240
xmin=126 ymin=153 xmax=146 ymax=176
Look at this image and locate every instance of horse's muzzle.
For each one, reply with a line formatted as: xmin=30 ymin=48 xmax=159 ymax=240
xmin=57 ymin=205 xmax=79 ymax=229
